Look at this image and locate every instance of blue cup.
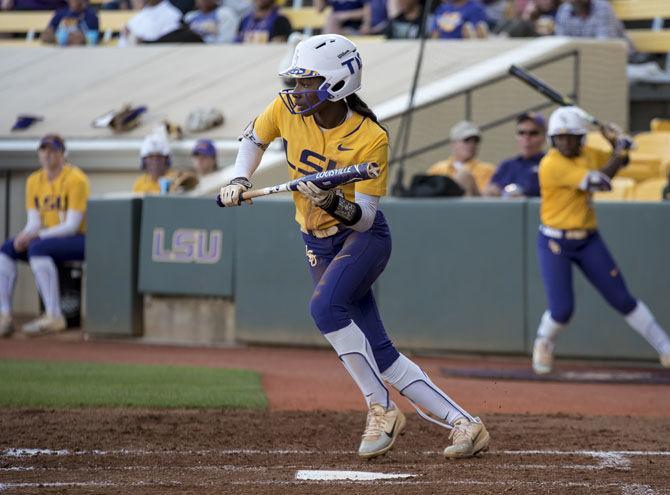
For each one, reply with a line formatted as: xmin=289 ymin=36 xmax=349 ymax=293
xmin=158 ymin=177 xmax=172 ymax=195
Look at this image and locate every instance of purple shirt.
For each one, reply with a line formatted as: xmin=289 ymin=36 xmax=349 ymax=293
xmin=491 ymin=152 xmax=544 ymax=197
xmin=432 ymin=0 xmax=488 ymax=39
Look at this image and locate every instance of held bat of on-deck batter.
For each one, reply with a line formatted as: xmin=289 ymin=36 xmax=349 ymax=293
xmin=217 ymin=162 xmax=380 ymax=207
xmin=508 ymin=65 xmax=634 ymax=149
xmin=508 ymin=64 xmax=603 ymax=127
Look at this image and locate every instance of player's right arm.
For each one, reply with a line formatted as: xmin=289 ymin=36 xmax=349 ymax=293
xmin=218 ymin=98 xmax=280 ymax=207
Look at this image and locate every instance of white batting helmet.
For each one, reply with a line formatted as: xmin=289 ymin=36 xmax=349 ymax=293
xmin=140 ymin=132 xmax=170 ymax=158
xmin=278 ymin=34 xmax=362 ymax=114
xmin=547 ymin=106 xmax=589 ymax=137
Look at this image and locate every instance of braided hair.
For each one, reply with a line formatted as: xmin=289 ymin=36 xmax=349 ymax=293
xmin=345 ymin=93 xmax=387 ymax=135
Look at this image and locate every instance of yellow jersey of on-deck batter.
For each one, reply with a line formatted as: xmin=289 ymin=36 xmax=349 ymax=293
xmin=253 ymin=96 xmax=388 ymax=231
xmin=539 ymin=146 xmax=610 ymax=230
xmin=25 ymin=164 xmax=90 ymax=234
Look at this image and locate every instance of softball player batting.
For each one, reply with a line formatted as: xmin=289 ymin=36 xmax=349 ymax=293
xmin=533 ymin=107 xmax=670 ymax=374
xmin=219 ymin=34 xmax=489 ymax=459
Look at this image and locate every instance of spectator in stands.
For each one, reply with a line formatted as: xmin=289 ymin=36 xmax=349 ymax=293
xmin=481 ymin=0 xmax=508 ymax=29
xmin=664 ymin=172 xmax=670 ymax=201
xmin=484 ymin=112 xmax=546 ymax=198
xmin=191 ymin=139 xmax=218 ymax=176
xmin=118 ymin=0 xmax=187 ymax=46
xmin=426 ymin=121 xmax=495 ymax=196
xmin=555 ymin=0 xmax=627 ymax=42
xmin=132 ymin=131 xmax=175 ymax=194
xmin=1 ymin=0 xmax=65 ymax=11
xmin=0 ymin=134 xmax=89 ymax=337
xmin=236 ymin=0 xmax=292 ymax=42
xmin=385 ymin=0 xmax=426 ymax=39
xmin=497 ymin=0 xmax=559 ymax=37
xmin=432 ymin=0 xmax=489 ymax=39
xmin=41 ymin=0 xmax=99 ymax=46
xmin=369 ymin=0 xmax=388 ymax=34
xmin=185 ymin=0 xmax=240 ymax=42
xmin=315 ymin=0 xmax=372 ymax=36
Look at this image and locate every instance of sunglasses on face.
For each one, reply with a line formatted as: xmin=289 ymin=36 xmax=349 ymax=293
xmin=517 ymin=129 xmax=541 ymax=137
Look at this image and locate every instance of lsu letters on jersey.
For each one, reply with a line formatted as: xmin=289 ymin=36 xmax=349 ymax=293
xmin=253 ymin=96 xmax=388 ymax=231
xmin=26 ymin=164 xmax=90 ymax=234
xmin=539 ymin=146 xmax=610 ymax=230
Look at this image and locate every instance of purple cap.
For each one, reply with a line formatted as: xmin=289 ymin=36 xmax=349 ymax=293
xmin=38 ymin=133 xmax=65 ymax=151
xmin=517 ymin=112 xmax=546 ymax=130
xmin=192 ymin=139 xmax=216 ymax=157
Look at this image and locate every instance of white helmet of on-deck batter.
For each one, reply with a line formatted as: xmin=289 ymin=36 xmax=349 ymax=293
xmin=278 ymin=34 xmax=362 ymax=114
xmin=547 ymin=106 xmax=589 ymax=137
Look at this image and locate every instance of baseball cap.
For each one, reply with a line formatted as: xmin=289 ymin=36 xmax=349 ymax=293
xmin=517 ymin=111 xmax=546 ymax=130
xmin=450 ymin=121 xmax=481 ymax=141
xmin=192 ymin=139 xmax=216 ymax=157
xmin=38 ymin=133 xmax=65 ymax=152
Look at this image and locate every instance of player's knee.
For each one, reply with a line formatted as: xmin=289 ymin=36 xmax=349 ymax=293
xmin=0 ymin=239 xmax=14 ymax=256
xmin=309 ymin=291 xmax=348 ymax=333
xmin=610 ymin=292 xmax=637 ymax=316
xmin=27 ymin=240 xmax=50 ymax=258
xmin=550 ymin=306 xmax=573 ymax=325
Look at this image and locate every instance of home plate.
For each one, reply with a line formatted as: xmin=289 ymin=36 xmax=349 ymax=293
xmin=296 ymin=470 xmax=415 ymax=481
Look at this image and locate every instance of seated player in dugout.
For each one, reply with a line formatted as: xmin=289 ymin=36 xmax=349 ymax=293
xmin=426 ymin=120 xmax=495 ymax=196
xmin=132 ymin=132 xmax=175 ymax=195
xmin=236 ymin=0 xmax=293 ymax=43
xmin=532 ymin=107 xmax=670 ymax=374
xmin=191 ymin=139 xmax=218 ymax=177
xmin=0 ymin=134 xmax=90 ymax=337
xmin=484 ymin=112 xmax=546 ymax=198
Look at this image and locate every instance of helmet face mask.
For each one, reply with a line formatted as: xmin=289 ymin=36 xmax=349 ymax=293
xmin=278 ymin=34 xmax=362 ymax=115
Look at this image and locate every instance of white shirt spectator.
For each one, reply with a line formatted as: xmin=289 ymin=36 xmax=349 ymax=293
xmin=185 ymin=5 xmax=239 ymax=43
xmin=555 ymin=0 xmax=625 ymax=39
xmin=120 ymin=0 xmax=183 ymax=45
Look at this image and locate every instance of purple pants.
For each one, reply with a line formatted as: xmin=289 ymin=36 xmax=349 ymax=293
xmin=303 ymin=211 xmax=399 ymax=372
xmin=538 ymin=230 xmax=637 ymax=324
xmin=1 ymin=235 xmax=85 ymax=263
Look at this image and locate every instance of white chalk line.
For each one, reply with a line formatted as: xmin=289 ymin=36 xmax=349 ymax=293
xmin=3 ymin=447 xmax=669 ymax=457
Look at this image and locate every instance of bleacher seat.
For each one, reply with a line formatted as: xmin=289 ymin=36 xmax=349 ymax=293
xmin=633 ymin=177 xmax=666 ymax=201
xmin=593 ymin=177 xmax=636 ymax=201
xmin=611 ymin=0 xmax=670 ymax=54
xmin=650 ymin=118 xmax=670 ymax=132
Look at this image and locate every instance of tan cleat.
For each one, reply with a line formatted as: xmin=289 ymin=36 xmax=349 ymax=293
xmin=0 ymin=314 xmax=14 ymax=338
xmin=22 ymin=314 xmax=67 ymax=336
xmin=661 ymin=354 xmax=670 ymax=368
xmin=358 ymin=403 xmax=406 ymax=459
xmin=532 ymin=337 xmax=555 ymax=375
xmin=444 ymin=417 xmax=490 ymax=459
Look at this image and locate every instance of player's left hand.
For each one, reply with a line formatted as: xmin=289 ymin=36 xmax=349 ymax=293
xmin=296 ymin=181 xmax=334 ymax=207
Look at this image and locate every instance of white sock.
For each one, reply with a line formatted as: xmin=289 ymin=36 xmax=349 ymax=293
xmin=537 ymin=310 xmax=565 ymax=342
xmin=29 ymin=256 xmax=62 ymax=317
xmin=324 ymin=321 xmax=390 ymax=409
xmin=382 ymin=353 xmax=473 ymax=425
xmin=625 ymin=301 xmax=670 ymax=356
xmin=0 ymin=253 xmax=17 ymax=315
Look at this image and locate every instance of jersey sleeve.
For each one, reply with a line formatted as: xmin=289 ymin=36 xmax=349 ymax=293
xmin=587 ymin=146 xmax=611 ymax=170
xmin=25 ymin=174 xmax=37 ymax=211
xmin=541 ymin=154 xmax=587 ymax=189
xmin=354 ymin=140 xmax=388 ymax=196
xmin=67 ymin=172 xmax=90 ymax=212
xmin=253 ymin=97 xmax=283 ymax=144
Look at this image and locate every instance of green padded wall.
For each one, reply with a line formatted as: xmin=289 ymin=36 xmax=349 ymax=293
xmin=234 ymin=199 xmax=322 ymax=345
xmin=138 ymin=196 xmax=235 ymax=297
xmin=85 ymin=197 xmax=143 ymax=336
xmin=377 ymin=198 xmax=527 ymax=353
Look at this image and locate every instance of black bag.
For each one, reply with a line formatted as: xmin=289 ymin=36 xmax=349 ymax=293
xmin=406 ymin=174 xmax=464 ymax=198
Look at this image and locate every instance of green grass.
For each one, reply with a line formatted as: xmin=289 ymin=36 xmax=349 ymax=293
xmin=0 ymin=359 xmax=267 ymax=409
